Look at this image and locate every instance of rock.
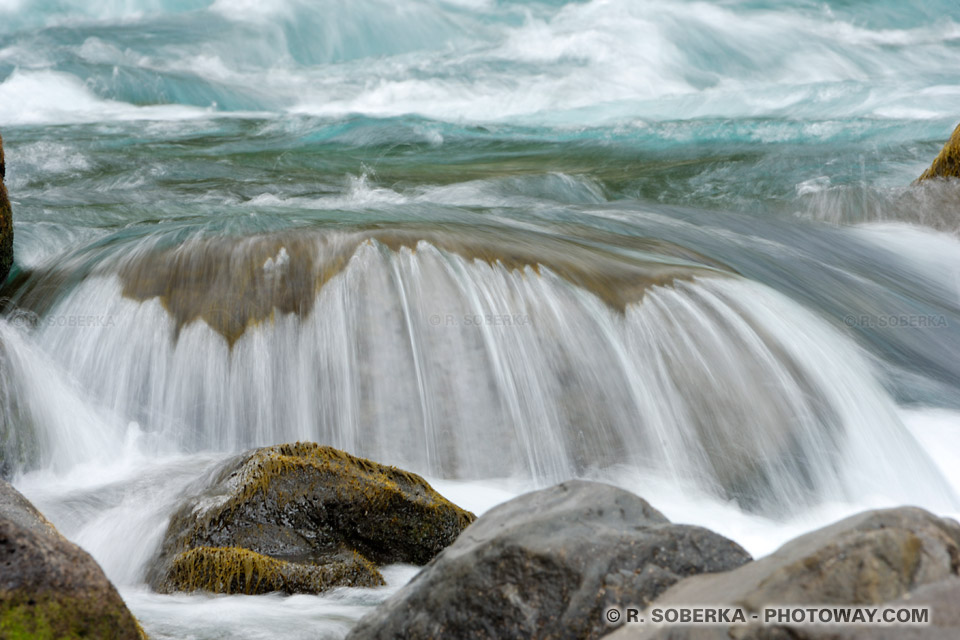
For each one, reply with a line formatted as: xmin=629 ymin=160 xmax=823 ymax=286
xmin=146 ymin=442 xmax=476 ymax=595
xmin=0 ymin=479 xmax=145 ymax=639
xmin=917 ymin=123 xmax=960 ymax=182
xmin=118 ymin=227 xmax=713 ymax=346
xmin=608 ymin=507 xmax=960 ymax=640
xmin=801 ymin=578 xmax=960 ymax=640
xmin=347 ymin=480 xmax=752 ymax=640
xmin=167 ymin=546 xmax=382 ymax=596
xmin=0 ymin=132 xmax=13 ymax=283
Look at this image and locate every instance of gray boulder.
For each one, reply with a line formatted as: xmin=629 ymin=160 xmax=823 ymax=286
xmin=347 ymin=480 xmax=752 ymax=640
xmin=608 ymin=507 xmax=960 ymax=640
xmin=803 ymin=578 xmax=960 ymax=640
xmin=0 ymin=479 xmax=145 ymax=639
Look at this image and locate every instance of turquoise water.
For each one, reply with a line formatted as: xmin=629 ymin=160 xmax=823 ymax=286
xmin=2 ymin=1 xmax=960 ymax=638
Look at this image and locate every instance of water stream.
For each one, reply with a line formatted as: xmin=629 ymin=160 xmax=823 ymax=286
xmin=1 ymin=0 xmax=960 ymax=637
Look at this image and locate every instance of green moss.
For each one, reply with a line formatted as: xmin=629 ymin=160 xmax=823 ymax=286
xmin=0 ymin=595 xmax=147 ymax=640
xmin=231 ymin=442 xmax=476 ymax=529
xmin=168 ymin=546 xmax=384 ymax=595
xmin=917 ymin=123 xmax=960 ymax=182
xmin=0 ymin=604 xmax=54 ymax=640
xmin=219 ymin=442 xmax=477 ymax=560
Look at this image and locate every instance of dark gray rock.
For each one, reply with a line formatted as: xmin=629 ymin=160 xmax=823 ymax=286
xmin=0 ymin=132 xmax=12 ymax=283
xmin=146 ymin=442 xmax=476 ymax=595
xmin=608 ymin=507 xmax=960 ymax=640
xmin=347 ymin=480 xmax=752 ymax=640
xmin=0 ymin=479 xmax=145 ymax=639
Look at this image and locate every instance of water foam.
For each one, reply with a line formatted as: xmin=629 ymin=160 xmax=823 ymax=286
xmin=1 ymin=0 xmax=958 ymax=123
xmin=0 ymin=70 xmax=212 ymax=125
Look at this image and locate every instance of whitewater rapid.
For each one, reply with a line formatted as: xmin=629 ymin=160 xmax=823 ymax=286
xmin=2 ymin=0 xmax=960 ymax=126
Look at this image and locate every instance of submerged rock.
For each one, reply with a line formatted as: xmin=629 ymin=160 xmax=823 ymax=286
xmin=917 ymin=123 xmax=960 ymax=182
xmin=147 ymin=442 xmax=476 ymax=595
xmin=0 ymin=480 xmax=145 ymax=639
xmin=0 ymin=132 xmax=12 ymax=283
xmin=609 ymin=507 xmax=960 ymax=639
xmin=117 ymin=225 xmax=717 ymax=346
xmin=347 ymin=481 xmax=752 ymax=640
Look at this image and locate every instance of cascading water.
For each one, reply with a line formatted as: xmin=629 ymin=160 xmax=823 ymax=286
xmin=3 ymin=236 xmax=954 ymax=513
xmin=1 ymin=0 xmax=960 ymax=638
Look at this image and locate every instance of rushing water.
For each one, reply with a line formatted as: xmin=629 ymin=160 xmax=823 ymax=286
xmin=1 ymin=0 xmax=960 ymax=637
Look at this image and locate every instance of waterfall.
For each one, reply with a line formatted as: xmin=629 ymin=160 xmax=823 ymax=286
xmin=3 ymin=237 xmax=952 ymax=514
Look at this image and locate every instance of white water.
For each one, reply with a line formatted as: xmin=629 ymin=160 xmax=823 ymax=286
xmin=8 ymin=407 xmax=960 ymax=639
xmin=2 ymin=233 xmax=959 ymax=637
xmin=1 ymin=0 xmax=959 ymax=125
xmin=3 ymin=240 xmax=951 ymax=509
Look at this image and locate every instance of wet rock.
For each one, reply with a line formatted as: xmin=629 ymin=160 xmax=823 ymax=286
xmin=792 ymin=578 xmax=960 ymax=640
xmin=608 ymin=507 xmax=960 ymax=639
xmin=0 ymin=133 xmax=13 ymax=283
xmin=166 ymin=546 xmax=382 ymax=596
xmin=147 ymin=442 xmax=476 ymax=595
xmin=347 ymin=480 xmax=752 ymax=640
xmin=0 ymin=479 xmax=145 ymax=639
xmin=854 ymin=577 xmax=960 ymax=639
xmin=917 ymin=123 xmax=960 ymax=182
xmin=114 ymin=222 xmax=718 ymax=347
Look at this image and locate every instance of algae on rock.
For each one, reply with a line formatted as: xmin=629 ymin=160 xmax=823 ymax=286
xmin=147 ymin=442 xmax=476 ymax=595
xmin=168 ymin=546 xmax=384 ymax=595
xmin=917 ymin=123 xmax=960 ymax=182
xmin=0 ymin=480 xmax=146 ymax=640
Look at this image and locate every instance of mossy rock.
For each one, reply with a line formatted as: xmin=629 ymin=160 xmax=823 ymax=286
xmin=917 ymin=122 xmax=960 ymax=182
xmin=147 ymin=442 xmax=476 ymax=595
xmin=0 ymin=132 xmax=13 ymax=284
xmin=0 ymin=480 xmax=146 ymax=640
xmin=168 ymin=546 xmax=384 ymax=595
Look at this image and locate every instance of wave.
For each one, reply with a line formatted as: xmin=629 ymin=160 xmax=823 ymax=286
xmin=0 ymin=0 xmax=958 ymax=124
xmin=0 ymin=69 xmax=217 ymax=125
